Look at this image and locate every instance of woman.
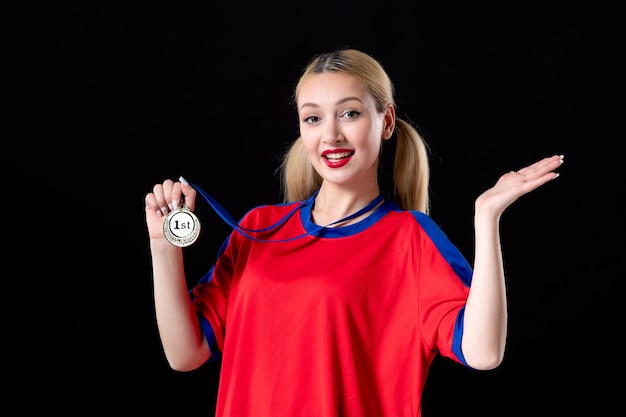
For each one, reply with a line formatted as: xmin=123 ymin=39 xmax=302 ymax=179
xmin=144 ymin=48 xmax=563 ymax=416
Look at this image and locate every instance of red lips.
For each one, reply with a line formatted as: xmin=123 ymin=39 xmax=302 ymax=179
xmin=321 ymin=149 xmax=354 ymax=168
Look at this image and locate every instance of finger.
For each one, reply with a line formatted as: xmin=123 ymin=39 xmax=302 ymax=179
xmin=149 ymin=179 xmax=179 ymax=217
xmin=170 ymin=181 xmax=182 ymax=210
xmin=515 ymin=156 xmax=563 ymax=193
xmin=152 ymin=181 xmax=172 ymax=216
xmin=145 ymin=192 xmax=163 ymax=216
xmin=162 ymin=179 xmax=175 ymax=212
xmin=179 ymin=176 xmax=197 ymax=211
xmin=517 ymin=154 xmax=564 ymax=177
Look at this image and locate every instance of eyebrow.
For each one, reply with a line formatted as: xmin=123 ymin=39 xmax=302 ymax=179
xmin=298 ymin=96 xmax=363 ymax=111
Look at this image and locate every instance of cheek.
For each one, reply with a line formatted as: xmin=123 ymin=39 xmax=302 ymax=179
xmin=354 ymin=124 xmax=380 ymax=148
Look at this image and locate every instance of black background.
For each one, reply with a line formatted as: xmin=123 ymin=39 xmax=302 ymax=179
xmin=6 ymin=1 xmax=624 ymax=415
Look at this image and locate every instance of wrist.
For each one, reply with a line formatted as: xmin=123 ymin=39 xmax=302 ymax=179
xmin=149 ymin=238 xmax=182 ymax=254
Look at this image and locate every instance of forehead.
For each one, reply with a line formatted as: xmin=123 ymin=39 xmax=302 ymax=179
xmin=297 ymin=72 xmax=370 ymax=105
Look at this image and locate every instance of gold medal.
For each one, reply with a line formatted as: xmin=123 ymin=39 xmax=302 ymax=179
xmin=163 ymin=205 xmax=201 ymax=247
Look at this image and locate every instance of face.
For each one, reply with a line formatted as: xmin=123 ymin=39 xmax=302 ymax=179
xmin=297 ymin=72 xmax=394 ymax=189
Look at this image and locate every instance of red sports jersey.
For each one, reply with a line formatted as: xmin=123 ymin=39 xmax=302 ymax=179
xmin=191 ymin=198 xmax=473 ymax=417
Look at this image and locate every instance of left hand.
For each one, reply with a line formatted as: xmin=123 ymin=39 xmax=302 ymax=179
xmin=475 ymin=154 xmax=564 ymax=217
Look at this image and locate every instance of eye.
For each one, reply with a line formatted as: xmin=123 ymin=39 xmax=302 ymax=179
xmin=342 ymin=110 xmax=361 ymax=119
xmin=302 ymin=115 xmax=320 ymax=124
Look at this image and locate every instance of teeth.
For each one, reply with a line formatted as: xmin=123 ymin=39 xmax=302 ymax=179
xmin=325 ymin=152 xmax=351 ymax=160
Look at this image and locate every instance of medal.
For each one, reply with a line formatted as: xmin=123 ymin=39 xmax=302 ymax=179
xmin=163 ymin=205 xmax=201 ymax=247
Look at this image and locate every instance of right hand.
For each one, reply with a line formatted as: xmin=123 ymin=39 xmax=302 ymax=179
xmin=144 ymin=177 xmax=197 ymax=241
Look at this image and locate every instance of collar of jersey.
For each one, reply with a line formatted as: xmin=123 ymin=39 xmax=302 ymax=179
xmin=299 ymin=197 xmax=396 ymax=238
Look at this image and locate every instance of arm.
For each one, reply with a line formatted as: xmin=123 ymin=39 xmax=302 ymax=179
xmin=461 ymin=155 xmax=564 ymax=370
xmin=145 ymin=177 xmax=212 ymax=371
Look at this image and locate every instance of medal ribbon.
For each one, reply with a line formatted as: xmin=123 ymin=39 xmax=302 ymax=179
xmin=191 ymin=182 xmax=383 ymax=242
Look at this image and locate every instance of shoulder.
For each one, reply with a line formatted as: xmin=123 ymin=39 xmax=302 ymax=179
xmin=383 ymin=203 xmax=437 ymax=230
xmin=384 ymin=206 xmax=451 ymax=244
xmin=406 ymin=210 xmax=441 ymax=232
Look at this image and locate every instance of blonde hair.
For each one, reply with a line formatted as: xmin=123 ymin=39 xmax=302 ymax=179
xmin=279 ymin=48 xmax=430 ymax=213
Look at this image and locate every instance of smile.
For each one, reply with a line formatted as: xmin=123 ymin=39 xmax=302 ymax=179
xmin=322 ymin=150 xmax=354 ymax=168
xmin=324 ymin=151 xmax=353 ymax=161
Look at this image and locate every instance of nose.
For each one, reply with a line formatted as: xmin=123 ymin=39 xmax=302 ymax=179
xmin=321 ymin=119 xmax=344 ymax=144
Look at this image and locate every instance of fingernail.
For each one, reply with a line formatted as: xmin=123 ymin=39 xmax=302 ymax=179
xmin=179 ymin=176 xmax=189 ymax=185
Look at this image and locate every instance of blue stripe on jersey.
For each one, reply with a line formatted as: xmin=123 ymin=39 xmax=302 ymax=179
xmin=409 ymin=210 xmax=473 ymax=288
xmin=198 ymin=313 xmax=222 ymax=362
xmin=452 ymin=306 xmax=470 ymax=367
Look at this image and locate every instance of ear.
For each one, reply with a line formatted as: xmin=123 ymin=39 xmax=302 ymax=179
xmin=382 ymin=105 xmax=395 ymax=140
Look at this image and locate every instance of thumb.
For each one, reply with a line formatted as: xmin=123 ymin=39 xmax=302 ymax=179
xmin=179 ymin=176 xmax=197 ymax=211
